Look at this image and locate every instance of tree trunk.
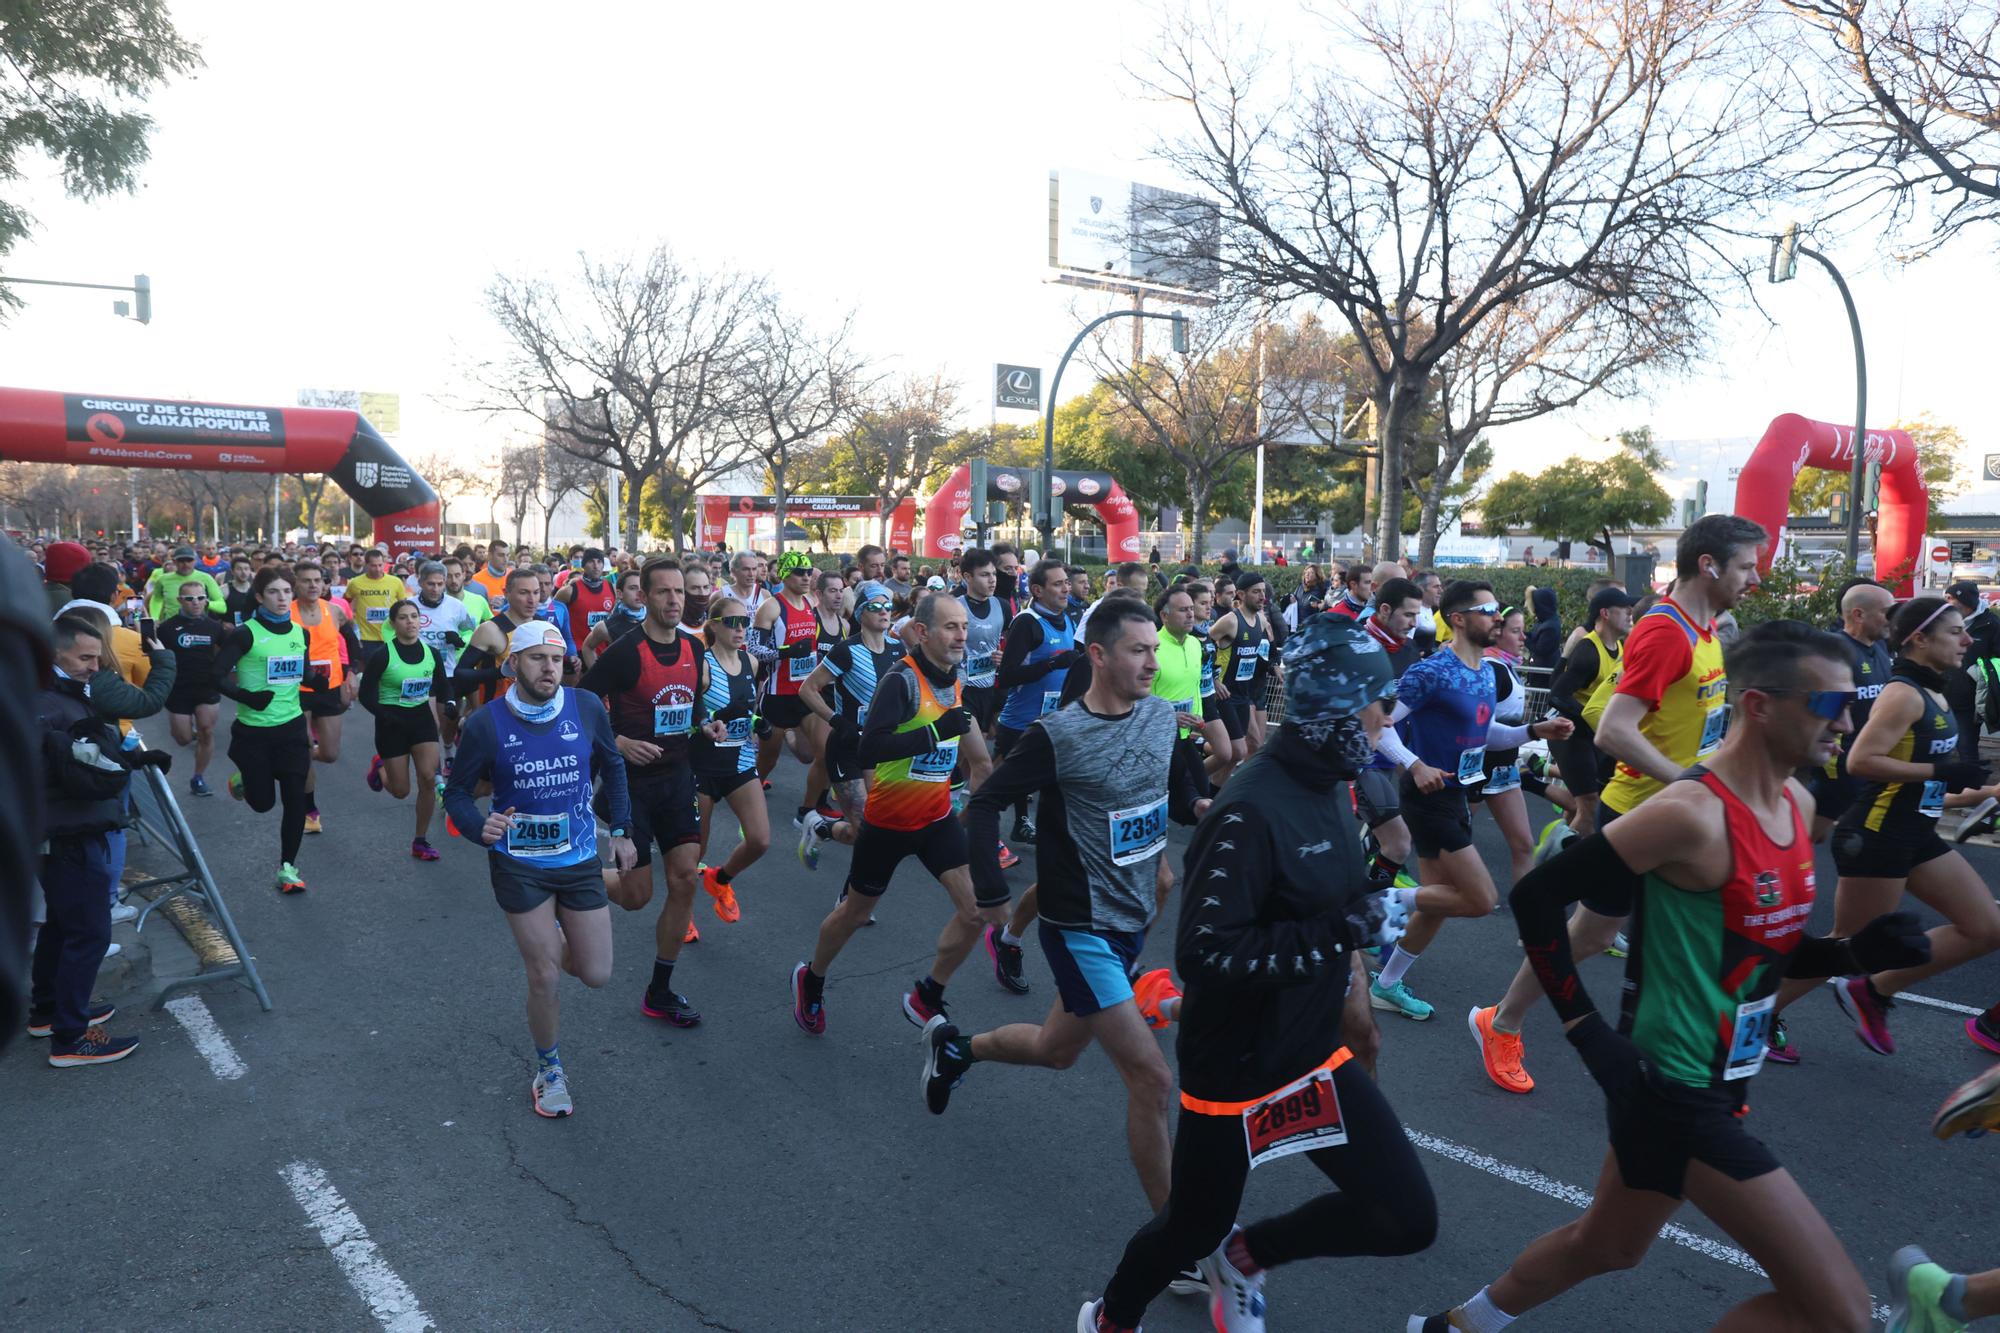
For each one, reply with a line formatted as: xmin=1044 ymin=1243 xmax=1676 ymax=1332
xmin=542 ymin=501 xmax=555 ymax=553
xmin=622 ymin=473 xmax=644 ymax=552
xmin=772 ymin=457 xmax=788 ymax=557
xmin=1375 ymin=380 xmax=1418 ymax=562
xmin=1187 ymin=472 xmax=1210 ymax=564
xmin=1416 ymin=482 xmax=1445 ymax=569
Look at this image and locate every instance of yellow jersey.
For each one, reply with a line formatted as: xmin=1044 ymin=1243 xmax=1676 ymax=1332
xmin=1600 ymin=597 xmax=1727 ymax=816
xmin=344 ymin=574 xmax=407 ymax=642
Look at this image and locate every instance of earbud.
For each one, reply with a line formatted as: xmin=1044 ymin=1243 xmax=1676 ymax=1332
xmin=1706 ymin=566 xmax=1720 ymax=578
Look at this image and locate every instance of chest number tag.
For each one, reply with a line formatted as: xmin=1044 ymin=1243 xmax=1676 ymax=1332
xmin=964 ymin=653 xmax=996 ymax=688
xmin=265 ymin=654 xmax=306 ymax=685
xmin=720 ymin=715 xmax=754 ymax=746
xmin=1697 ymin=706 xmax=1727 ymax=757
xmin=653 ymin=702 xmax=692 ymax=735
xmin=1724 ymin=994 xmax=1774 ymax=1081
xmin=1108 ymin=798 xmax=1169 ymax=867
xmin=506 ymin=812 xmax=571 ymax=859
xmin=787 ymin=649 xmax=818 ymax=683
xmin=1040 ymin=690 xmax=1062 ymax=716
xmin=1456 ymin=746 xmax=1487 ymax=786
xmin=399 ymin=676 xmax=432 ymax=702
xmin=1235 ymin=651 xmax=1257 ymax=682
xmin=911 ymin=739 xmax=959 ymax=781
xmin=587 ymin=610 xmax=609 ymax=628
xmin=1244 ymin=1066 xmax=1348 ymax=1167
xmin=1920 ymin=780 xmax=1946 ymax=817
xmin=365 ymin=605 xmax=389 ymax=624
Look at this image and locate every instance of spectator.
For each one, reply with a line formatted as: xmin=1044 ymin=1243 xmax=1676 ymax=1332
xmin=41 ymin=540 xmax=91 ymax=617
xmin=1325 ymin=563 xmax=1375 ymax=621
xmin=1525 ymin=585 xmax=1564 ymax=673
xmin=1217 ymin=548 xmax=1242 ymax=585
xmin=884 ymin=553 xmax=914 ymax=601
xmin=1946 ymin=581 xmax=1998 ymax=759
xmin=1148 ymin=544 xmax=1162 ymax=566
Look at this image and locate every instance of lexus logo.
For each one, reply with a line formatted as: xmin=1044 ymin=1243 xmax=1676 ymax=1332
xmin=1005 ymin=370 xmax=1033 ymax=394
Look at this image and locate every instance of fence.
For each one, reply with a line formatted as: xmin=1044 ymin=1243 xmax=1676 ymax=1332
xmin=125 ymin=764 xmax=273 ymax=1011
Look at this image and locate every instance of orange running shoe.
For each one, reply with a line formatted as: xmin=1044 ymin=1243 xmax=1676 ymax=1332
xmin=683 ymin=918 xmax=701 ymax=944
xmin=702 ymin=865 xmax=741 ymax=923
xmin=1469 ymin=1005 xmax=1533 ymax=1094
xmin=1132 ymin=969 xmax=1181 ymax=1031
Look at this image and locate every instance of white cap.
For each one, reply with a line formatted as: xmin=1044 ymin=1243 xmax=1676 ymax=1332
xmin=509 ymin=622 xmax=566 ymax=655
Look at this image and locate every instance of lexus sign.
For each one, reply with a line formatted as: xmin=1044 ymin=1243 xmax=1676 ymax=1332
xmin=994 ymin=364 xmax=1042 ymax=412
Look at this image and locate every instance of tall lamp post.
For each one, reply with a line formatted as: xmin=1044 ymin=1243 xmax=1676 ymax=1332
xmin=1038 ymin=309 xmax=1188 ymax=552
xmin=1768 ymin=225 xmax=1867 ymax=566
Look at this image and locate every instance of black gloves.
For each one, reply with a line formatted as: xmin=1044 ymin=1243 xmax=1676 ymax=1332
xmin=1048 ymin=649 xmax=1079 ymax=671
xmin=711 ymin=700 xmax=755 ymax=723
xmin=230 ymin=687 xmax=275 ymax=712
xmin=132 ymin=748 xmax=173 ymax=773
xmin=1565 ymin=1012 xmax=1643 ymax=1097
xmin=304 ymin=670 xmax=332 ymax=694
xmin=780 ymin=637 xmax=818 ymax=660
xmin=931 ymin=707 xmax=973 ymax=741
xmin=1846 ymin=910 xmax=1933 ymax=973
xmin=1933 ymin=758 xmax=1989 ymax=793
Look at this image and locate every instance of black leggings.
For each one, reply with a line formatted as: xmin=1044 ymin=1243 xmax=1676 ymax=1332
xmin=1100 ymin=1058 xmax=1437 ymax=1326
xmin=230 ymin=715 xmax=312 ymax=864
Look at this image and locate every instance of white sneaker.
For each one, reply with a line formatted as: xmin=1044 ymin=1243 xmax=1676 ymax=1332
xmin=1076 ymin=1298 xmax=1138 ymax=1332
xmin=109 ymin=904 xmax=138 ymax=925
xmin=531 ymin=1067 xmax=573 ymax=1118
xmin=102 ymin=941 xmax=122 ymax=959
xmin=1198 ymin=1229 xmax=1267 ymax=1332
xmin=797 ymin=814 xmax=825 ymax=871
xmin=1167 ymin=1265 xmax=1208 ymax=1296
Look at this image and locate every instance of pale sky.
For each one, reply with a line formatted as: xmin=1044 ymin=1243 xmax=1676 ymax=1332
xmin=2 ymin=0 xmax=1995 ymax=512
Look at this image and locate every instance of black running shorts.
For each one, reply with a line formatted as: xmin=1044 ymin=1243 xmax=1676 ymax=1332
xmin=373 ymin=705 xmax=439 ymax=759
xmin=1218 ymin=695 xmax=1250 ymax=741
xmin=762 ymin=692 xmax=811 ymax=730
xmin=1354 ymin=768 xmax=1402 ymax=829
xmin=488 ymin=856 xmax=608 ymax=916
xmin=696 ymin=767 xmax=760 ymax=801
xmin=846 ymin=816 xmax=969 ymax=898
xmin=963 ymin=684 xmax=998 ymax=730
xmin=1606 ymin=1070 xmax=1779 ymax=1200
xmin=1549 ymin=729 xmax=1606 ymax=797
xmin=626 ymin=766 xmax=702 ymax=866
xmin=1399 ymin=773 xmax=1475 ymax=859
xmin=1831 ymin=822 xmax=1952 ymax=880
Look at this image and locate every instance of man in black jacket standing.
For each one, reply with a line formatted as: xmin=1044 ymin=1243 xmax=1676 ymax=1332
xmin=33 ymin=616 xmax=149 ymax=1067
xmin=1948 ymin=581 xmax=2000 ymax=761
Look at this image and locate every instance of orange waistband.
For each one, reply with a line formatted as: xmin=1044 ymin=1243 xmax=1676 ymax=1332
xmin=1179 ymin=1046 xmax=1352 ymax=1116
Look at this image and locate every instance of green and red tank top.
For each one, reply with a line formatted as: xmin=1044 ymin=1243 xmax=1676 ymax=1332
xmin=1620 ymin=767 xmax=1815 ymax=1089
xmin=771 ymin=592 xmax=819 ymax=697
xmin=866 ymin=656 xmax=960 ymax=832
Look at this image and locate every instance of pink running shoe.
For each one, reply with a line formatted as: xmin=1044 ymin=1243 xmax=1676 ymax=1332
xmin=366 ymin=754 xmax=384 ymax=792
xmin=1834 ymin=976 xmax=1896 ymax=1055
xmin=1968 ymin=1012 xmax=2000 ymax=1056
xmin=410 ymin=838 xmax=440 ymax=862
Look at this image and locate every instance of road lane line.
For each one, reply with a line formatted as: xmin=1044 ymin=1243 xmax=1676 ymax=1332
xmin=1403 ymin=1127 xmax=1891 ymax=1323
xmin=279 ymin=1162 xmax=435 ymax=1333
xmin=163 ymin=995 xmax=246 ymax=1080
xmin=1895 ymin=991 xmax=1982 ymax=1017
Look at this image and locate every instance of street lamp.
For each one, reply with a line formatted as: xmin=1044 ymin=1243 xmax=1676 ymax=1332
xmin=1038 ymin=309 xmax=1188 ymax=551
xmin=1768 ymin=224 xmax=1867 ymax=566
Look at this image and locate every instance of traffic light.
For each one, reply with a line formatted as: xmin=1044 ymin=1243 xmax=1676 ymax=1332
xmin=133 ymin=274 xmax=151 ymax=324
xmin=1170 ymin=314 xmax=1189 ymax=354
xmin=1768 ymin=224 xmax=1800 ymax=284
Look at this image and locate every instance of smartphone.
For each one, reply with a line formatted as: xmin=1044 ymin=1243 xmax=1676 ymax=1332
xmin=138 ymin=616 xmax=157 ymax=643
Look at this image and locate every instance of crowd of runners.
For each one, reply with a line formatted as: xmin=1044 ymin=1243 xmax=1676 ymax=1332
xmin=24 ymin=517 xmax=2000 ymax=1331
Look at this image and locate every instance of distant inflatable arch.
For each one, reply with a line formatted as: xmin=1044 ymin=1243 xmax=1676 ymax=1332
xmin=0 ymin=386 xmax=439 ymax=555
xmin=1733 ymin=413 xmax=1926 ymax=595
xmin=922 ymin=464 xmax=1139 ymax=560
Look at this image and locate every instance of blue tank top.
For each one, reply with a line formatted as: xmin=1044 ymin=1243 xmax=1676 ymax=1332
xmin=999 ymin=607 xmax=1076 ymax=729
xmin=1392 ymin=651 xmax=1498 ymax=786
xmin=696 ymin=649 xmax=758 ymax=775
xmin=485 ymin=689 xmax=599 ymax=868
xmin=828 ymin=636 xmax=904 ymax=728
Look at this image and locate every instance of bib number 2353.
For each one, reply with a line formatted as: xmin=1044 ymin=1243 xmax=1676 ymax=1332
xmin=1107 ymin=798 xmax=1168 ymax=867
xmin=1244 ymin=1066 xmax=1347 ymax=1167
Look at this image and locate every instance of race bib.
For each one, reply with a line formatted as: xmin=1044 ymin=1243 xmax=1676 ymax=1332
xmin=399 ymin=676 xmax=432 ymax=702
xmin=719 ymin=715 xmax=754 ymax=747
xmin=1040 ymin=690 xmax=1062 ymax=717
xmin=310 ymin=658 xmax=334 ymax=680
xmin=365 ymin=606 xmax=389 ymax=625
xmin=1244 ymin=1065 xmax=1348 ymax=1167
xmin=787 ymin=651 xmax=818 ymax=683
xmin=964 ymin=653 xmax=996 ymax=687
xmin=1697 ymin=706 xmax=1727 ymax=758
xmin=911 ymin=739 xmax=959 ymax=781
xmin=1456 ymin=746 xmax=1487 ymax=786
xmin=587 ymin=611 xmax=609 ymax=628
xmin=1920 ymin=779 xmax=1946 ymax=817
xmin=1235 ymin=652 xmax=1257 ymax=682
xmin=265 ymin=654 xmax=305 ymax=685
xmin=1175 ymin=699 xmax=1198 ymax=720
xmin=505 ymin=812 xmax=571 ymax=859
xmin=1723 ymin=994 xmax=1774 ymax=1081
xmin=1258 ymin=639 xmax=1271 ymax=661
xmin=1485 ymin=763 xmax=1521 ymax=794
xmin=653 ymin=702 xmax=692 ymax=736
xmin=1107 ymin=797 xmax=1168 ymax=867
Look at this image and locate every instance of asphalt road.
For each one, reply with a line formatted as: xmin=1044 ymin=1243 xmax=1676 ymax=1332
xmin=5 ymin=708 xmax=1999 ymax=1332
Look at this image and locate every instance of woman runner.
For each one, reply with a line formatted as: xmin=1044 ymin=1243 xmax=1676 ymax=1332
xmin=690 ymin=597 xmax=768 ymax=923
xmin=213 ymin=567 xmax=319 ymax=894
xmin=359 ymin=599 xmax=450 ymax=861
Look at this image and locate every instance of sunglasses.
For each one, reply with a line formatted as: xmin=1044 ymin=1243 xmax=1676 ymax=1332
xmin=716 ymin=615 xmax=750 ymax=629
xmin=1758 ymin=687 xmax=1857 ymax=720
xmin=860 ymin=601 xmax=893 ymax=616
xmin=1459 ymin=600 xmax=1502 ymax=617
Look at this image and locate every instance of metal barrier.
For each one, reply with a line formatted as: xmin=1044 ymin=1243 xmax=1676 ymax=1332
xmin=125 ymin=764 xmax=273 ymax=1011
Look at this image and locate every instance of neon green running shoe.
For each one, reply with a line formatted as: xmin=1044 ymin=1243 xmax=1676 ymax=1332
xmin=1886 ymin=1246 xmax=1966 ymax=1332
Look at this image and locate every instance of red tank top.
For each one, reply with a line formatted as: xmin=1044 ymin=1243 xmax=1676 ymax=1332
xmin=568 ymin=577 xmax=616 ymax=630
xmin=605 ymin=630 xmax=700 ymax=769
xmin=771 ymin=592 xmax=819 ymax=696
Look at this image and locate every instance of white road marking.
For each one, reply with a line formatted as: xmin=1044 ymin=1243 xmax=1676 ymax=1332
xmin=1895 ymin=991 xmax=1981 ymax=1017
xmin=1404 ymin=1127 xmax=1892 ymax=1323
xmin=163 ymin=995 xmax=246 ymax=1080
xmin=280 ymin=1162 xmax=434 ymax=1333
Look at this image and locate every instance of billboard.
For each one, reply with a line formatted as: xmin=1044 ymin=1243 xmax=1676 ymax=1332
xmin=1048 ymin=169 xmax=1220 ymax=294
xmin=994 ymin=364 xmax=1041 ymax=412
xmin=1261 ymin=377 xmax=1346 ymax=447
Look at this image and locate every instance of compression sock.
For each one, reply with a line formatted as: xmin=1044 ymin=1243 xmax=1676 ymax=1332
xmin=649 ymin=958 xmax=675 ymax=996
xmin=999 ymin=925 xmax=1023 ymax=948
xmin=713 ymin=866 xmax=732 ymax=885
xmin=803 ymin=967 xmax=826 ymax=1003
xmin=1941 ymin=1273 xmax=1971 ymax=1321
xmin=1455 ymin=1288 xmax=1517 ymax=1332
xmin=1368 ymin=851 xmax=1403 ymax=888
xmin=1377 ymin=944 xmax=1420 ymax=989
xmin=1224 ymin=1230 xmax=1263 ymax=1277
xmin=535 ymin=1043 xmax=561 ymax=1073
xmin=916 ymin=975 xmax=945 ymax=1007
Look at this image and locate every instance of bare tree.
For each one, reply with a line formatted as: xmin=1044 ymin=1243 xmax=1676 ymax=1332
xmin=469 ymin=246 xmax=764 ymax=551
xmin=411 ymin=450 xmax=488 ymax=545
xmin=539 ymin=442 xmax=600 ymax=551
xmin=498 ymin=443 xmax=544 ymax=548
xmin=731 ymin=295 xmax=871 ymax=555
xmin=1785 ymin=0 xmax=2000 ymax=251
xmin=1141 ymin=0 xmax=1793 ymax=559
xmin=807 ymin=373 xmax=970 ymax=548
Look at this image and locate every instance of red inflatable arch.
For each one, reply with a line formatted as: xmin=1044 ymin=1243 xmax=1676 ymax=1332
xmin=1733 ymin=413 xmax=1927 ymax=595
xmin=922 ymin=464 xmax=1140 ymax=560
xmin=0 ymin=385 xmax=440 ymax=556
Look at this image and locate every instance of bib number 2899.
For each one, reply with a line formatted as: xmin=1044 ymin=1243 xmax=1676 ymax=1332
xmin=1244 ymin=1066 xmax=1347 ymax=1167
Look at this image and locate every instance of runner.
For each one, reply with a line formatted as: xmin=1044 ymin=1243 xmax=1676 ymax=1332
xmin=555 ymin=547 xmax=616 ymax=642
xmin=1366 ymin=580 xmax=1573 ymax=1021
xmin=1888 ymin=1238 xmax=2000 ymax=1333
xmin=1544 ymin=586 xmax=1635 ymax=837
xmin=726 ymin=550 xmax=771 ymax=618
xmin=1412 ymin=619 xmax=1928 ymax=1333
xmin=680 ymin=559 xmax=712 ymax=636
xmin=925 ymin=599 xmax=1204 ymax=1224
xmin=1775 ymin=596 xmax=2000 ymax=1059
xmin=454 ymin=568 xmax=543 ymax=712
xmin=441 ymin=622 xmax=636 ymax=1118
xmin=795 ymin=581 xmax=903 ymax=870
xmin=1807 ymin=581 xmax=1896 ymax=843
xmin=578 ymin=567 xmax=647 ymax=669
xmin=1185 ymin=580 xmax=1234 ymax=765
xmin=993 ymin=559 xmax=1078 ymax=845
xmin=795 ymin=567 xmax=854 ymax=827
xmin=468 ymin=539 xmax=512 ymax=610
xmin=1323 ymin=563 xmax=1374 ymax=621
xmin=160 ymin=583 xmax=229 ymax=796
xmin=1352 ymin=577 xmax=1428 ymax=889
xmin=222 ymin=561 xmax=258 ymax=624
xmin=1079 ymin=617 xmax=1437 ymax=1333
xmin=144 ymin=545 xmax=224 ymax=622
xmin=1467 ymin=514 xmax=1762 ymax=1094
xmin=578 ymin=557 xmax=722 ymax=1025
xmin=953 ymin=548 xmax=1019 ymax=867
xmin=341 ymin=547 xmax=406 ymax=644
xmin=788 ymin=591 xmax=997 ymax=1036
xmin=689 ymin=596 xmax=766 ymax=923
xmin=290 ymin=562 xmax=364 ymax=836
xmin=357 ymin=599 xmax=449 ymax=860
xmin=1467 ymin=606 xmax=1547 ymax=887
xmin=1209 ymin=573 xmax=1279 ymax=774
xmin=750 ymin=550 xmax=826 ymax=795
xmin=212 ymin=567 xmax=320 ymax=894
